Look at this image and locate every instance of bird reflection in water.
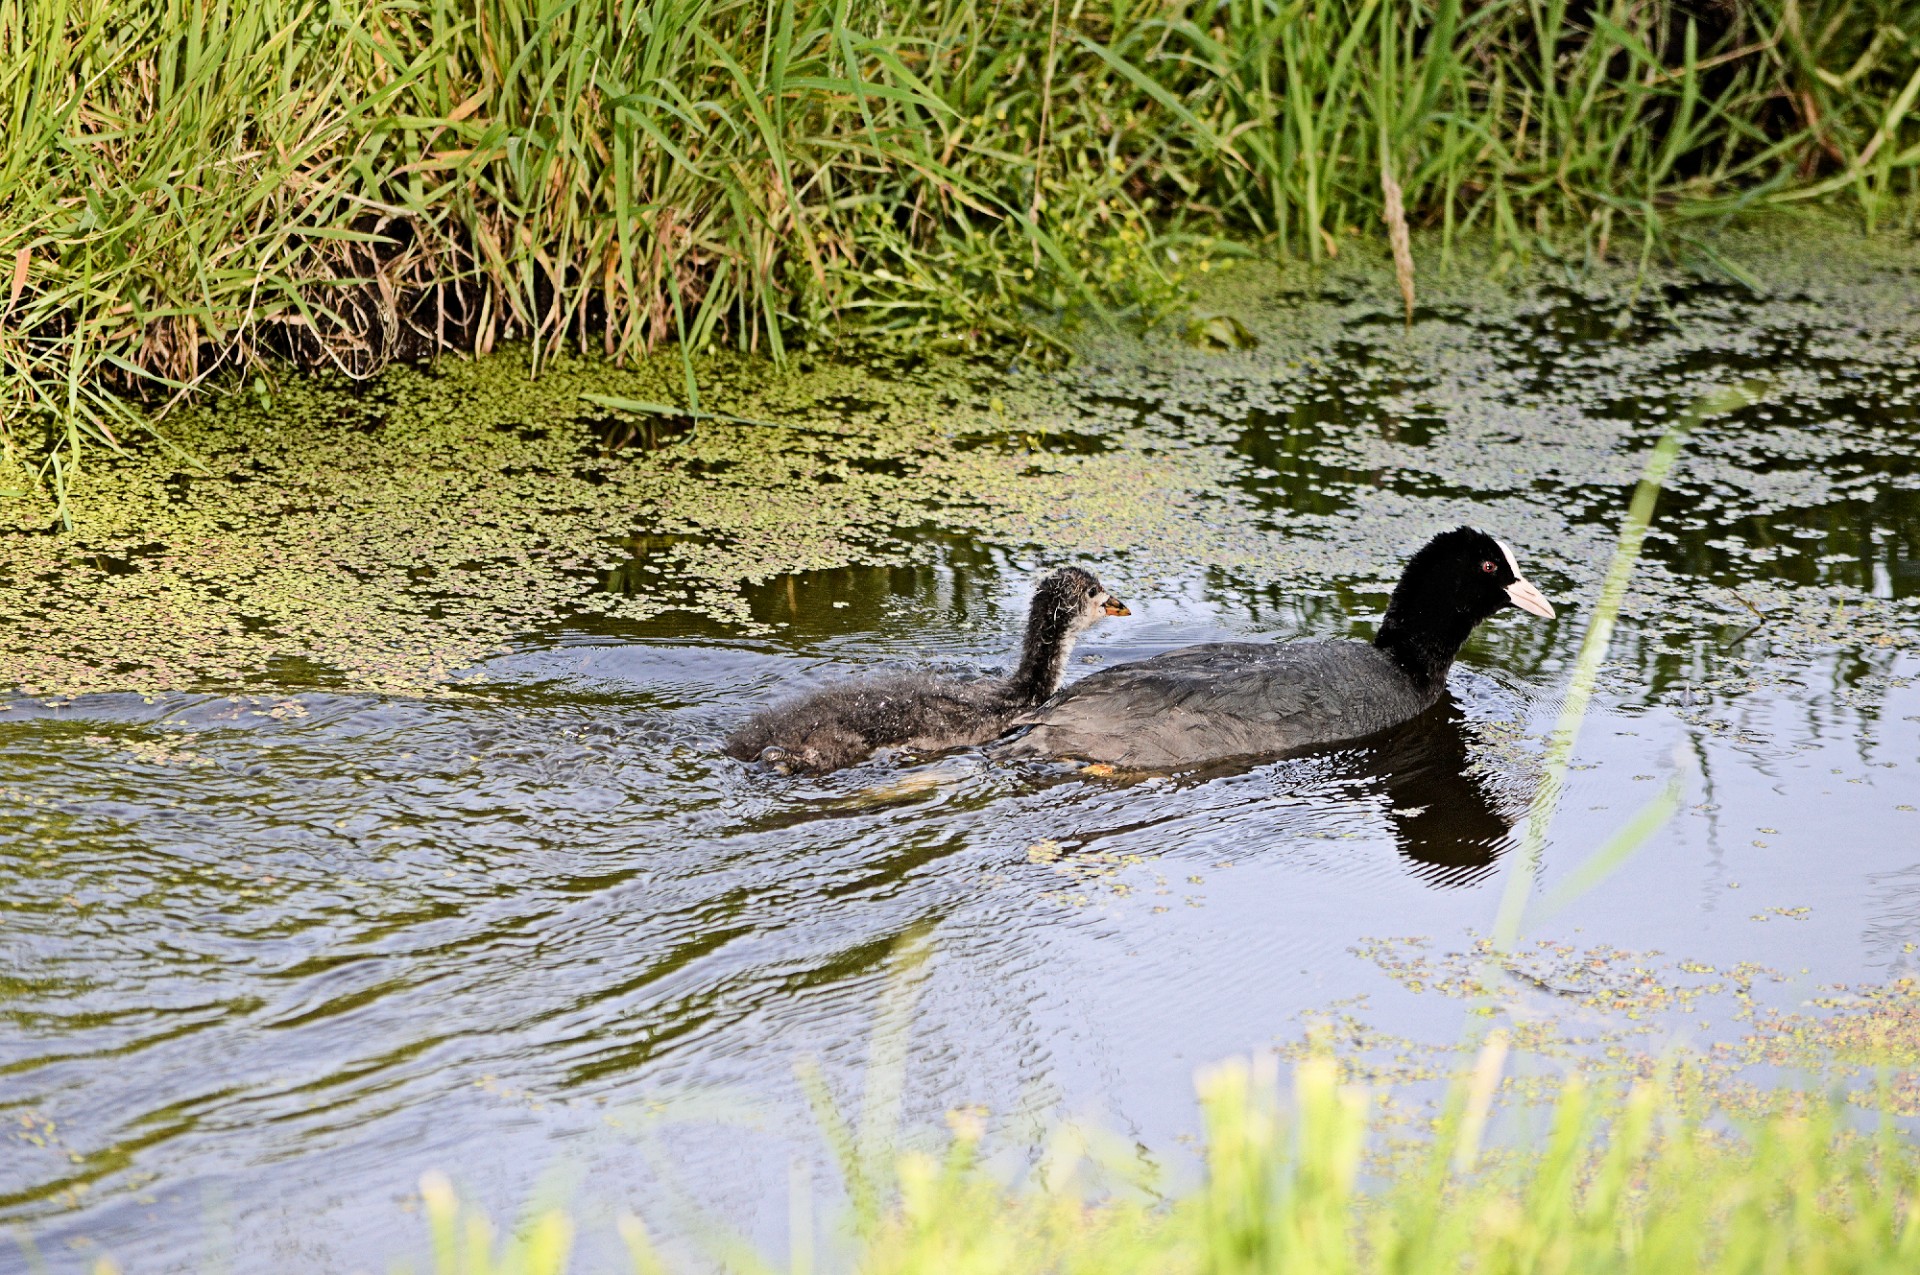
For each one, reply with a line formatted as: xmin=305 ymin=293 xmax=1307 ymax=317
xmin=1119 ymin=689 xmax=1516 ymax=887
xmin=1347 ymin=693 xmax=1516 ymax=887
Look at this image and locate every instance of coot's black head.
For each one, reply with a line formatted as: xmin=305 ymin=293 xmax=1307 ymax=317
xmin=1374 ymin=527 xmax=1554 ymax=688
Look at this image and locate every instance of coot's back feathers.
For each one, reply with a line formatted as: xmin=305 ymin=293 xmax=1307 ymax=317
xmin=1001 ymin=641 xmax=1428 ymax=770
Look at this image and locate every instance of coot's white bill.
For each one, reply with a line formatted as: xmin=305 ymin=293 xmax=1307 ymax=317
xmin=1505 ymin=578 xmax=1555 ymax=618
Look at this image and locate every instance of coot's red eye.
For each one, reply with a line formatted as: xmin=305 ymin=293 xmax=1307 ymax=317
xmin=1481 ymin=560 xmax=1497 ymax=573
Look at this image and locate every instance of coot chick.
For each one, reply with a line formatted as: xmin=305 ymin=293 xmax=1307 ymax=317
xmin=998 ymin=527 xmax=1553 ymax=770
xmin=726 ymin=566 xmax=1129 ymax=774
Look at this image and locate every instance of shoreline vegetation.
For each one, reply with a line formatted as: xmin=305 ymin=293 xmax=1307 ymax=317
xmin=4 ymin=0 xmax=1919 ymax=502
xmin=403 ymin=1050 xmax=1920 ymax=1275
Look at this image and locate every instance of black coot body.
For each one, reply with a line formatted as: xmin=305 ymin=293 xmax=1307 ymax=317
xmin=725 ymin=566 xmax=1127 ymax=774
xmin=999 ymin=527 xmax=1554 ymax=771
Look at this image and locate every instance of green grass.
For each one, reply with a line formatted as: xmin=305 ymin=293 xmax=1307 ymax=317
xmin=4 ymin=0 xmax=1919 ymax=506
xmin=397 ymin=1053 xmax=1920 ymax=1275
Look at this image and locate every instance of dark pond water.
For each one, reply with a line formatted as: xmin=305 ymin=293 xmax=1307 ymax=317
xmin=4 ymin=271 xmax=1920 ymax=1271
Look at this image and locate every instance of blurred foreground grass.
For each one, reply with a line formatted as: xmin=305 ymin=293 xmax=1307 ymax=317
xmin=397 ymin=1049 xmax=1920 ymax=1275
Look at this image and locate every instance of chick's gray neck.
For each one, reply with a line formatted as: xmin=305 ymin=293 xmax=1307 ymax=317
xmin=1009 ymin=612 xmax=1082 ymax=703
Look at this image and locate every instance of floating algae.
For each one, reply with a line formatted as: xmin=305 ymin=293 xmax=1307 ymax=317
xmin=1 ymin=217 xmax=1917 ymax=706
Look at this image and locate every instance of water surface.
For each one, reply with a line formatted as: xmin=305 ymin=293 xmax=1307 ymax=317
xmin=5 ymin=248 xmax=1920 ymax=1271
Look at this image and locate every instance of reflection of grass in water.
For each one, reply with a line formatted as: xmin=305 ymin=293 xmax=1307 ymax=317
xmin=404 ymin=1049 xmax=1920 ymax=1274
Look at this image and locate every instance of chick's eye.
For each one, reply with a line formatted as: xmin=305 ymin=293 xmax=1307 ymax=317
xmin=1481 ymin=560 xmax=1497 ymax=573
xmin=1087 ymin=586 xmax=1098 ymax=597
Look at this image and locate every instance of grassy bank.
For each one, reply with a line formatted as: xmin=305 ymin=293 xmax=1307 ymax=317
xmin=396 ymin=1052 xmax=1920 ymax=1275
xmin=4 ymin=0 xmax=1919 ymax=497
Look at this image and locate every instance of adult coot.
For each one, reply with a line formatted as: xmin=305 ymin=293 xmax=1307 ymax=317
xmin=726 ymin=566 xmax=1129 ymax=774
xmin=997 ymin=527 xmax=1553 ymax=770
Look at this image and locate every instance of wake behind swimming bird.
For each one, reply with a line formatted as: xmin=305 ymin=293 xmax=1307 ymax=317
xmin=726 ymin=566 xmax=1129 ymax=774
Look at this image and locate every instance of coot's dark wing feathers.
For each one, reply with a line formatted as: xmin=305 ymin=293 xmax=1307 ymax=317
xmin=1004 ymin=640 xmax=1432 ymax=769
